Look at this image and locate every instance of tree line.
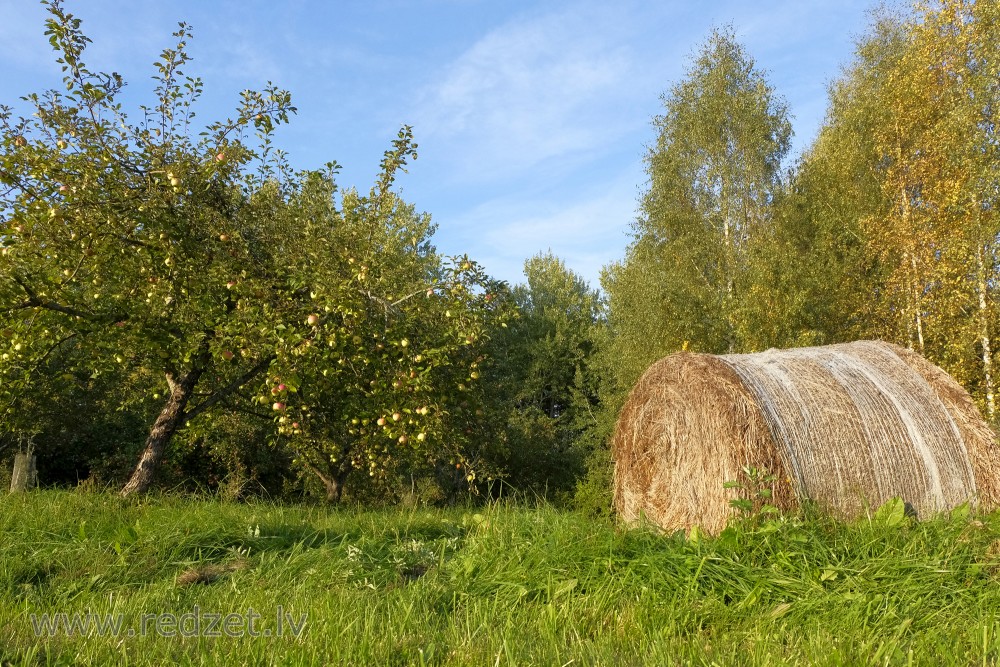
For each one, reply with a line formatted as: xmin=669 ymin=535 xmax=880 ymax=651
xmin=2 ymin=0 xmax=997 ymax=509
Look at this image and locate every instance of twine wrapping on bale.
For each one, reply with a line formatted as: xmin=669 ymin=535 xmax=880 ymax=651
xmin=612 ymin=340 xmax=1000 ymax=534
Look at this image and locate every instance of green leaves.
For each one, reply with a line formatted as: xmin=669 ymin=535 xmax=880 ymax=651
xmin=871 ymin=497 xmax=909 ymax=528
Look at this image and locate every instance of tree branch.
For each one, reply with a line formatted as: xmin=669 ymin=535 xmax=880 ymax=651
xmin=12 ymin=275 xmax=96 ymax=319
xmin=183 ymin=354 xmax=275 ymax=422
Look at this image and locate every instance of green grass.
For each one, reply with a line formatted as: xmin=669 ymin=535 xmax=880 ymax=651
xmin=2 ymin=491 xmax=1000 ymax=665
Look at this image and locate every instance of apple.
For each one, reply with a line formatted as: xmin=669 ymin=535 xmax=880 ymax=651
xmin=307 ymin=314 xmax=320 ymax=326
xmin=392 ymin=412 xmax=402 ymax=421
xmin=377 ymin=417 xmax=386 ymax=426
xmin=291 ymin=422 xmax=300 ymax=429
xmin=59 ymin=184 xmax=69 ymax=193
xmin=272 ymin=402 xmax=286 ymax=411
xmin=277 ymin=384 xmax=287 ymax=391
xmin=398 ymin=435 xmax=408 ymax=444
xmin=169 ymin=177 xmax=181 ymax=187
xmin=215 ymin=152 xmax=226 ymax=162
xmin=271 ymin=388 xmax=280 ymax=396
xmin=56 ymin=139 xmax=67 ymax=150
xmin=219 ymin=234 xmax=230 ymax=242
xmin=400 ymin=338 xmax=409 ymax=348
xmin=226 ymin=281 xmax=237 ymax=289
xmin=221 ymin=350 xmax=234 ymax=361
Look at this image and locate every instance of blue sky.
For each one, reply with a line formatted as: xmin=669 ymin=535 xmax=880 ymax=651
xmin=0 ymin=0 xmax=879 ymax=288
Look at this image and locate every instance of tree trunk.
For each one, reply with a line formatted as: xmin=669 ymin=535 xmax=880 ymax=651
xmin=977 ymin=245 xmax=996 ymax=419
xmin=301 ymin=459 xmax=350 ymax=504
xmin=910 ymin=253 xmax=925 ymax=353
xmin=121 ymin=365 xmax=205 ymax=496
xmin=9 ymin=452 xmax=37 ymax=492
xmin=322 ymin=474 xmax=346 ymax=504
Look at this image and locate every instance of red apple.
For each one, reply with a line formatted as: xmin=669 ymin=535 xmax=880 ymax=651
xmin=221 ymin=350 xmax=234 ymax=361
xmin=272 ymin=402 xmax=285 ymax=411
xmin=277 ymin=384 xmax=287 ymax=392
xmin=58 ymin=184 xmax=69 ymax=193
xmin=307 ymin=314 xmax=319 ymax=326
xmin=377 ymin=417 xmax=386 ymax=426
xmin=215 ymin=152 xmax=226 ymax=162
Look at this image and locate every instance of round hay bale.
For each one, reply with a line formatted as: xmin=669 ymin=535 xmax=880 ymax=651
xmin=612 ymin=340 xmax=1000 ymax=534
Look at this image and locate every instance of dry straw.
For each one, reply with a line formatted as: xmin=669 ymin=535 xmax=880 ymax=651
xmin=612 ymin=340 xmax=1000 ymax=534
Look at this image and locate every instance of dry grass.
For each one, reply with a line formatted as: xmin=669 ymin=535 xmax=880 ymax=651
xmin=613 ymin=341 xmax=999 ymax=534
xmin=175 ymin=559 xmax=248 ymax=586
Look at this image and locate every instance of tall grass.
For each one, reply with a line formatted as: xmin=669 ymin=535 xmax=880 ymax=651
xmin=2 ymin=490 xmax=1000 ymax=665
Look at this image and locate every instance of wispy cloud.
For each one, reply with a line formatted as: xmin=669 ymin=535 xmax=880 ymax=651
xmin=411 ymin=2 xmax=644 ymax=183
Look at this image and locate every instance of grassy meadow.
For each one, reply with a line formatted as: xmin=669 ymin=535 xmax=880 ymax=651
xmin=3 ymin=491 xmax=1000 ymax=666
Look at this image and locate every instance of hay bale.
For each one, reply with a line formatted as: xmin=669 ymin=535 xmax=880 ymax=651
xmin=612 ymin=340 xmax=1000 ymax=534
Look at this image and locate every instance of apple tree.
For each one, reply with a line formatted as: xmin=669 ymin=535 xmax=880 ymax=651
xmin=248 ymin=156 xmax=512 ymax=502
xmin=0 ymin=1 xmax=512 ymax=498
xmin=0 ymin=2 xmax=309 ymax=494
